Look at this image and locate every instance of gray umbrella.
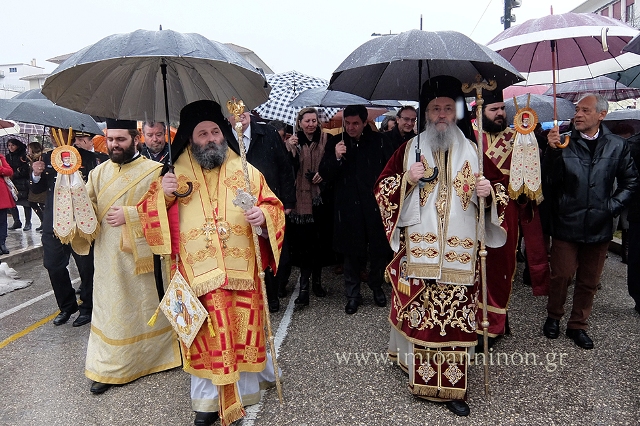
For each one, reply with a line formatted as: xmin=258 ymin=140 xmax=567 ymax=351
xmin=0 ymin=98 xmax=102 ymax=134
xmin=505 ymin=94 xmax=575 ymax=123
xmin=289 ymin=87 xmax=401 ymax=108
xmin=13 ymin=89 xmax=48 ymax=100
xmin=328 ymin=30 xmax=523 ymax=101
xmin=41 ymin=29 xmax=270 ymax=123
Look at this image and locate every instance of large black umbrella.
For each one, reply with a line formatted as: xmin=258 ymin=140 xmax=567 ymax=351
xmin=505 ymin=94 xmax=575 ymax=123
xmin=0 ymin=98 xmax=102 ymax=134
xmin=289 ymin=87 xmax=401 ymax=108
xmin=328 ymin=29 xmax=523 ymax=101
xmin=41 ymin=29 xmax=270 ymax=123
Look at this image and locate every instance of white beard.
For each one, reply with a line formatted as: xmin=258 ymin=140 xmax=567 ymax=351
xmin=424 ymin=120 xmax=455 ymax=152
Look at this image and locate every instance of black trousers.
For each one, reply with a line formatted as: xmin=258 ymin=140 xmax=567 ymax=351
xmin=627 ymin=222 xmax=640 ymax=308
xmin=42 ymin=231 xmax=94 ymax=315
xmin=343 ymin=249 xmax=386 ymax=301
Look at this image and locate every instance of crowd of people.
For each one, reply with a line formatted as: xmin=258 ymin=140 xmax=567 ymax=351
xmin=7 ymin=74 xmax=640 ymax=424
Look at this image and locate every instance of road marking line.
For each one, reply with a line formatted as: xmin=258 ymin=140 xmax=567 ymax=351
xmin=0 ymin=290 xmax=54 ymax=320
xmin=0 ymin=278 xmax=79 ymax=320
xmin=0 ymin=311 xmax=59 ymax=349
xmin=0 ymin=278 xmax=83 ymax=350
xmin=242 ymin=277 xmax=299 ymax=424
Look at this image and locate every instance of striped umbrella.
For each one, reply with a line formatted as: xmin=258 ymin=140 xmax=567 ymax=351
xmin=254 ymin=70 xmax=338 ymax=127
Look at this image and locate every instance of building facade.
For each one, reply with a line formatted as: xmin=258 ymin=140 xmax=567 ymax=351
xmin=0 ymin=60 xmax=45 ymax=99
xmin=573 ymin=0 xmax=637 ymax=26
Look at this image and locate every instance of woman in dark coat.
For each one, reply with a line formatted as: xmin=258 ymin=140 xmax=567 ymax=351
xmin=6 ymin=138 xmax=32 ymax=231
xmin=286 ymin=107 xmax=333 ymax=306
xmin=0 ymin=153 xmax=16 ymax=253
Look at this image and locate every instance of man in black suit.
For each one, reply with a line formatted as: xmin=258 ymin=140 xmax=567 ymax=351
xmin=31 ymin=130 xmax=108 ymax=327
xmin=228 ymin=112 xmax=296 ymax=312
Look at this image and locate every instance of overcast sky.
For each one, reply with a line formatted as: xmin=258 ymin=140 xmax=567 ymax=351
xmin=3 ymin=0 xmax=586 ymax=80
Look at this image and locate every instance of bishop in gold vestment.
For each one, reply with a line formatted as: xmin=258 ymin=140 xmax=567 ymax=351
xmin=82 ymin=119 xmax=181 ymax=395
xmin=138 ymin=101 xmax=285 ymax=426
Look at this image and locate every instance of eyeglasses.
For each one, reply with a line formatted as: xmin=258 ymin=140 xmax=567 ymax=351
xmin=428 ymin=106 xmax=455 ymax=115
xmin=399 ymin=116 xmax=417 ymax=123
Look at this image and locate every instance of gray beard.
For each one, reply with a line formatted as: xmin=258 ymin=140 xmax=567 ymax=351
xmin=191 ymin=138 xmax=228 ymax=169
xmin=424 ymin=120 xmax=455 ymax=152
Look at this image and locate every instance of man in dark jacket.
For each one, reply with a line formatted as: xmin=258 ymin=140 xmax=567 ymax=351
xmin=140 ymin=121 xmax=170 ymax=165
xmin=31 ymin=131 xmax=108 ymax=327
xmin=625 ymin=132 xmax=640 ymax=313
xmin=383 ymin=106 xmax=417 ymax=151
xmin=543 ymin=94 xmax=638 ymax=349
xmin=228 ymin=113 xmax=296 ymax=313
xmin=320 ymin=105 xmax=395 ymax=314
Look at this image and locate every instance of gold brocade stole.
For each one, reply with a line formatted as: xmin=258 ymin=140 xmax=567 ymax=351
xmin=474 ymin=124 xmax=514 ymax=175
xmin=177 ymin=149 xmax=256 ymax=297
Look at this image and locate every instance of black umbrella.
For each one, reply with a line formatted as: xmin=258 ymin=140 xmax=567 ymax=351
xmin=328 ymin=30 xmax=523 ymax=101
xmin=0 ymin=98 xmax=102 ymax=135
xmin=289 ymin=87 xmax=401 ymax=108
xmin=505 ymin=94 xmax=575 ymax=123
xmin=41 ymin=29 xmax=270 ymax=124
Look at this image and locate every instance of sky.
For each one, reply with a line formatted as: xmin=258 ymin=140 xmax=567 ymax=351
xmin=2 ymin=0 xmax=587 ymax=81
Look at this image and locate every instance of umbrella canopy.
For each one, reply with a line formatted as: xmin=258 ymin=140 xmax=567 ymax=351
xmin=542 ymin=76 xmax=640 ymax=102
xmin=488 ymin=12 xmax=640 ymax=86
xmin=0 ymin=120 xmax=20 ymax=137
xmin=604 ymin=109 xmax=640 ymax=136
xmin=606 ymin=62 xmax=640 ymax=89
xmin=289 ymin=87 xmax=401 ymax=108
xmin=13 ymin=89 xmax=48 ymax=100
xmin=505 ymin=94 xmax=575 ymax=123
xmin=503 ymin=84 xmax=549 ymax=99
xmin=0 ymin=98 xmax=102 ymax=134
xmin=42 ymin=29 xmax=270 ymax=122
xmin=254 ymin=71 xmax=339 ymax=126
xmin=328 ymin=30 xmax=523 ymax=101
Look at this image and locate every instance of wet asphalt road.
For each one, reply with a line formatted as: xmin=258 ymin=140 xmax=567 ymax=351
xmin=0 ymin=242 xmax=639 ymax=425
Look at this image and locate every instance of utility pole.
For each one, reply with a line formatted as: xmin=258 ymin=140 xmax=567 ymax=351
xmin=501 ymin=0 xmax=522 ymax=30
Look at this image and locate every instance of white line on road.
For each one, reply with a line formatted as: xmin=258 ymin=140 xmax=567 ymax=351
xmin=241 ymin=277 xmax=300 ymax=424
xmin=0 ymin=278 xmax=80 ymax=320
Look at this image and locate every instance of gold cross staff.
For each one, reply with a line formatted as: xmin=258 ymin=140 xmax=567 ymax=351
xmin=462 ymin=74 xmax=496 ymax=398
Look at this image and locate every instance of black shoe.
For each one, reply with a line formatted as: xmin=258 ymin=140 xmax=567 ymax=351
xmin=90 ymin=381 xmax=112 ymax=394
xmin=53 ymin=310 xmax=77 ymax=326
xmin=35 ymin=225 xmax=43 ymax=232
xmin=73 ymin=314 xmax=91 ymax=327
xmin=345 ymin=299 xmax=360 ymax=315
xmin=566 ymin=328 xmax=594 ymax=349
xmin=8 ymin=221 xmax=22 ymax=230
xmin=372 ymin=288 xmax=387 ymax=307
xmin=194 ymin=411 xmax=219 ymax=426
xmin=312 ymin=281 xmax=327 ymax=297
xmin=0 ymin=244 xmax=8 ymax=255
xmin=268 ymin=297 xmax=280 ymax=313
xmin=294 ymin=291 xmax=309 ymax=306
xmin=543 ymin=317 xmax=560 ymax=339
xmin=22 ymin=223 xmax=32 ymax=231
xmin=445 ymin=400 xmax=470 ymax=416
xmin=475 ymin=336 xmax=497 ymax=353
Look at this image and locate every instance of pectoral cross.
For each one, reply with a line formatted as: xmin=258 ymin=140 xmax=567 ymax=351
xmin=202 ymin=218 xmax=216 ymax=248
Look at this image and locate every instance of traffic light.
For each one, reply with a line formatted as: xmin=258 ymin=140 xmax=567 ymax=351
xmin=502 ymin=0 xmax=522 ymax=29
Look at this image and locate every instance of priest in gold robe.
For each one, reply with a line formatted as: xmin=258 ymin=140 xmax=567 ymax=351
xmin=138 ymin=100 xmax=285 ymax=426
xmin=374 ymin=76 xmax=508 ymax=417
xmin=82 ymin=118 xmax=182 ymax=395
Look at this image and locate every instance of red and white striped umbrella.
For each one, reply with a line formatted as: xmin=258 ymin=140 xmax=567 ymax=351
xmin=488 ymin=12 xmax=640 ymax=85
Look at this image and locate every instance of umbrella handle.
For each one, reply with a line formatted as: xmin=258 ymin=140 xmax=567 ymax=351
xmin=166 ymin=165 xmax=194 ymax=197
xmin=415 ymin=148 xmax=439 ymax=183
xmin=557 ymin=134 xmax=570 ymax=149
